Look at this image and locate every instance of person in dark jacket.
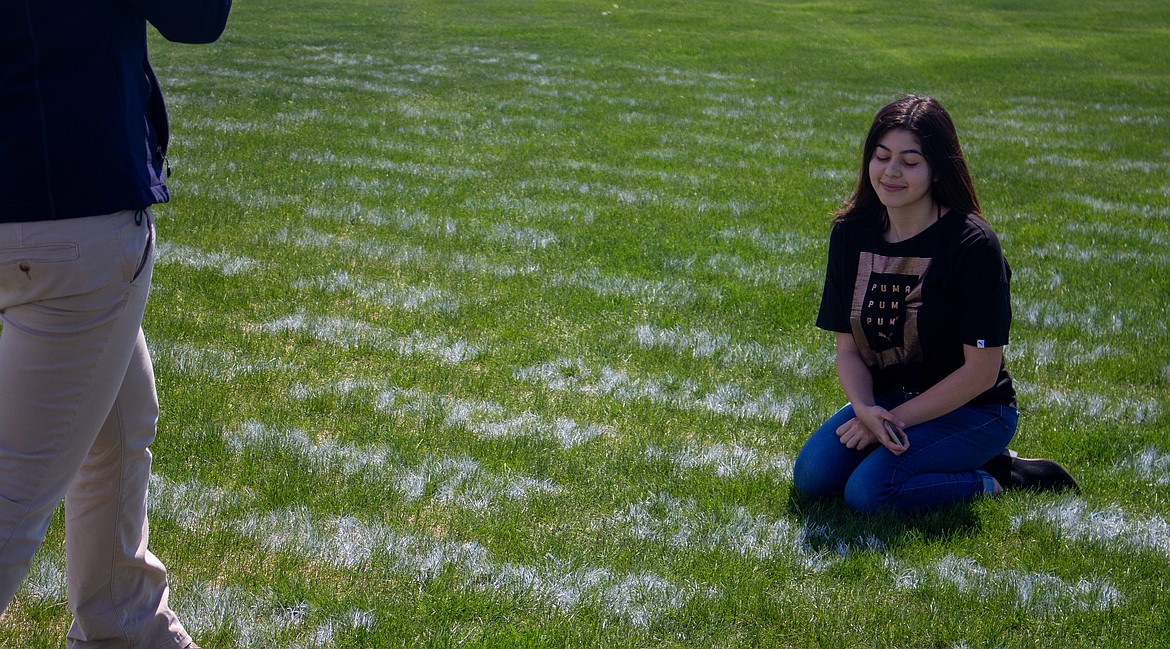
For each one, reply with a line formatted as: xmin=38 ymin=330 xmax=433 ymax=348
xmin=0 ymin=2 xmax=231 ymax=646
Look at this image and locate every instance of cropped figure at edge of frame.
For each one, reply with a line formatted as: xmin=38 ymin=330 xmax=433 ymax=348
xmin=792 ymin=94 xmax=1079 ymax=514
xmin=1 ymin=1 xmax=231 ymax=647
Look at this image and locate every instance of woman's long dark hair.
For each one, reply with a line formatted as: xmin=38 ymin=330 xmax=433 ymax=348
xmin=835 ymin=95 xmax=981 ymax=228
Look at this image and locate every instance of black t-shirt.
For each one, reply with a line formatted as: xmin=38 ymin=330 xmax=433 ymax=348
xmin=816 ymin=211 xmax=1016 ymax=408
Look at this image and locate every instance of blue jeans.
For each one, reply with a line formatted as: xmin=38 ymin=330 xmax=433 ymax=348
xmin=792 ymin=392 xmax=1017 ymax=513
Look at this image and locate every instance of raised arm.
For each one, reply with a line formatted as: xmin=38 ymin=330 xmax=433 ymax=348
xmin=125 ymin=0 xmax=232 ymax=44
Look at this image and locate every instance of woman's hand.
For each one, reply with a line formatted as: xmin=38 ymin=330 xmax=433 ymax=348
xmin=835 ymin=416 xmax=877 ymax=450
xmin=830 ymin=333 xmax=909 ymax=454
xmin=836 ymin=405 xmax=908 ymax=455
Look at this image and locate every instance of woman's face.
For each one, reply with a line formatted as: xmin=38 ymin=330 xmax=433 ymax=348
xmin=868 ymin=129 xmax=934 ymax=216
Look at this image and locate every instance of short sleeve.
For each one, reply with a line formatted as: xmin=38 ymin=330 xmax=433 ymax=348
xmin=956 ymin=225 xmax=1012 ymax=348
xmin=815 ymin=224 xmax=852 ymax=333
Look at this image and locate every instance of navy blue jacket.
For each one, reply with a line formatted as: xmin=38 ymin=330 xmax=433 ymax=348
xmin=1 ymin=0 xmax=232 ymax=221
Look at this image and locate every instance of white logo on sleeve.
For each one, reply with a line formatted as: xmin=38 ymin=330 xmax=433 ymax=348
xmin=977 ymin=339 xmax=986 ymax=348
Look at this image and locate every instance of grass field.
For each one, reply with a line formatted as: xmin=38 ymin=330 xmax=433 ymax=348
xmin=3 ymin=1 xmax=1169 ymax=646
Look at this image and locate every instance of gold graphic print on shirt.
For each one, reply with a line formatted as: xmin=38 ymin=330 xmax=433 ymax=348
xmin=850 ymin=251 xmax=931 ymax=369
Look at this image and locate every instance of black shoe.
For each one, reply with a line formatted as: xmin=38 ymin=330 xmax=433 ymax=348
xmin=980 ymin=452 xmax=1013 ymax=488
xmin=980 ymin=452 xmax=1080 ymax=493
xmin=1010 ymin=457 xmax=1080 ymax=493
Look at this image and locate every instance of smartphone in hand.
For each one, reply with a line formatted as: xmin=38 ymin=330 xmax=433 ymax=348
xmin=882 ymin=420 xmax=908 ymax=448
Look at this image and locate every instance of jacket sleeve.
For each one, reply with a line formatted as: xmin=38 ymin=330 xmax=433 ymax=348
xmin=125 ymin=0 xmax=232 ymax=44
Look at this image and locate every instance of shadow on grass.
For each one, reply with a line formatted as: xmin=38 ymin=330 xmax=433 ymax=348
xmin=785 ymin=489 xmax=984 ymax=553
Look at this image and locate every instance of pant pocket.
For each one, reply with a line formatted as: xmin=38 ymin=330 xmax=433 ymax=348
xmin=131 ymin=220 xmax=154 ymax=283
xmin=0 ymin=243 xmax=80 ymax=267
xmin=120 ymin=210 xmax=154 ymax=284
xmin=0 ymin=243 xmax=81 ymax=295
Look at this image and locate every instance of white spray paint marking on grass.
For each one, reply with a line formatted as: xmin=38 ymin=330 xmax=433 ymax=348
xmin=172 ymin=179 xmax=306 ymax=210
xmin=631 ymin=324 xmax=832 ymax=377
xmin=272 ymin=225 xmax=435 ymax=266
xmin=472 ymin=413 xmax=611 ymax=448
xmin=307 ymin=204 xmax=559 ymax=253
xmin=536 ymin=157 xmax=710 ymax=189
xmin=1013 ymin=380 xmax=1161 ymax=424
xmin=148 ymin=473 xmax=244 ymax=532
xmin=1066 ymin=221 xmax=1170 ymax=247
xmin=1011 ymin=498 xmax=1170 ymax=555
xmin=295 ymin=271 xmax=462 ymax=314
xmin=970 ymin=98 xmax=1162 ymax=133
xmin=1115 ymin=447 xmax=1170 ymax=486
xmin=515 ymin=177 xmax=754 ymax=216
xmin=153 ymin=342 xmax=295 ymax=381
xmin=885 ymin=554 xmax=1121 ymax=614
xmin=516 ymin=358 xmax=808 ymax=424
xmin=594 ymin=493 xmax=839 ymax=571
xmin=408 ymin=388 xmax=600 ymax=448
xmin=289 ymin=150 xmax=488 ymax=181
xmin=473 ymin=194 xmax=595 ymax=225
xmin=1005 ymin=338 xmax=1118 ymax=369
xmin=386 ymin=389 xmax=502 ymax=429
xmin=237 ymin=506 xmax=707 ymax=627
xmin=715 ymin=227 xmax=820 ymax=256
xmin=485 ymin=222 xmax=558 ymax=250
xmin=155 ymin=241 xmax=258 ymax=276
xmin=1026 ymin=240 xmax=1170 ymax=265
xmin=644 ymin=442 xmax=792 ymax=479
xmin=1012 ymin=297 xmax=1129 ymax=335
xmin=179 ymin=581 xmax=376 ymax=649
xmin=665 ymin=253 xmax=820 ymax=287
xmin=396 ymin=455 xmax=559 ymax=509
xmin=295 ymin=378 xmax=503 ymax=428
xmin=1009 ymin=265 xmax=1064 ymax=293
xmin=1062 ymin=191 xmax=1170 ymax=222
xmin=549 ymin=269 xmax=713 ymax=305
xmin=304 ymin=204 xmax=457 ymax=237
xmin=1036 ymin=153 xmax=1170 ymax=173
xmin=225 ymin=421 xmax=556 ymax=510
xmin=446 ymin=252 xmax=543 ymax=278
xmin=27 ymin=475 xmax=388 ymax=649
xmin=182 ymin=114 xmax=297 ymax=135
xmin=147 ymin=479 xmax=384 ymax=645
xmin=228 ymin=421 xmax=399 ymax=474
xmin=263 ymin=312 xmax=483 ymax=364
xmin=296 ymin=378 xmax=611 ymax=449
xmin=274 ymin=224 xmax=543 ymax=279
xmin=17 ymin=554 xmax=66 ymax=603
xmin=633 ymin=324 xmax=730 ymax=358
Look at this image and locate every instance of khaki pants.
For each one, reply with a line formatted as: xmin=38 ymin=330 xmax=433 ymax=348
xmin=0 ymin=210 xmax=192 ymax=648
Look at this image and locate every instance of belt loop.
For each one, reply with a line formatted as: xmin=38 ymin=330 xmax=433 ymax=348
xmin=134 ymin=209 xmax=145 ymax=226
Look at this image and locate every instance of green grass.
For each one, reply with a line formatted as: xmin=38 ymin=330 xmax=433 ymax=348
xmin=3 ymin=0 xmax=1169 ymax=646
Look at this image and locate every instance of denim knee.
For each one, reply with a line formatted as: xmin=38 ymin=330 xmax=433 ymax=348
xmin=792 ymin=452 xmax=837 ymax=499
xmin=843 ymin=479 xmax=888 ymax=514
xmin=842 ymin=453 xmax=903 ymax=513
xmin=792 ymin=440 xmax=853 ymax=499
